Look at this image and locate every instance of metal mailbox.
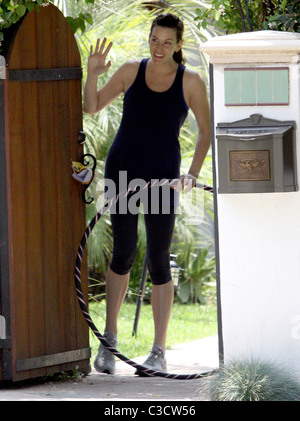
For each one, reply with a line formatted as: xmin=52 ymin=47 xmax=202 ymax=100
xmin=216 ymin=114 xmax=297 ymax=194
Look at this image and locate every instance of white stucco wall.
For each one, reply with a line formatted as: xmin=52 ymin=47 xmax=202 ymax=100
xmin=201 ymin=31 xmax=300 ymax=377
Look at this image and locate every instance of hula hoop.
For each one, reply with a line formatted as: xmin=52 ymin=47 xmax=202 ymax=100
xmin=74 ymin=180 xmax=216 ymax=379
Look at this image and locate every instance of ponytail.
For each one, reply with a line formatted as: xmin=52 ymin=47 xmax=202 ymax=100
xmin=173 ymin=50 xmax=184 ymax=65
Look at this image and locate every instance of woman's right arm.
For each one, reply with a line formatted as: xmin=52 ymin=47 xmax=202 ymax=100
xmin=83 ymin=38 xmax=125 ymax=115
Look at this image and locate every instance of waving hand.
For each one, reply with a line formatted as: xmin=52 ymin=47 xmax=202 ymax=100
xmin=88 ymin=38 xmax=113 ymax=77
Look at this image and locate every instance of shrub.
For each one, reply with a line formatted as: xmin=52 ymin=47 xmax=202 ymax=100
xmin=209 ymin=357 xmax=300 ymax=401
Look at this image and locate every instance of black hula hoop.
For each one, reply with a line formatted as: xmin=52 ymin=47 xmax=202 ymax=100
xmin=74 ymin=180 xmax=216 ymax=379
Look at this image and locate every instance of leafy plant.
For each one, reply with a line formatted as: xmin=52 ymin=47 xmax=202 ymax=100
xmin=0 ymin=0 xmax=95 ymax=50
xmin=176 ymin=244 xmax=216 ymax=304
xmin=0 ymin=0 xmax=48 ymax=46
xmin=194 ymin=0 xmax=300 ymax=34
xmin=54 ymin=0 xmax=95 ymax=33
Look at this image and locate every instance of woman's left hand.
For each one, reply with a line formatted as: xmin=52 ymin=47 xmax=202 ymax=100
xmin=171 ymin=174 xmax=197 ymax=193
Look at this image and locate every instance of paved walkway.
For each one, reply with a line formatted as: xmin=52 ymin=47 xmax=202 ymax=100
xmin=0 ymin=336 xmax=219 ymax=401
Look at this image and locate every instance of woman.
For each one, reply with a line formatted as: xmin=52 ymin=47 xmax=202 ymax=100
xmin=83 ymin=13 xmax=211 ymax=375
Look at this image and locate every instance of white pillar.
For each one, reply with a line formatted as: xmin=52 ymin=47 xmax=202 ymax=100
xmin=201 ymin=31 xmax=300 ymax=377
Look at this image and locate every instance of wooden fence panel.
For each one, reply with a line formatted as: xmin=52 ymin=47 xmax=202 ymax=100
xmin=0 ymin=4 xmax=90 ymax=381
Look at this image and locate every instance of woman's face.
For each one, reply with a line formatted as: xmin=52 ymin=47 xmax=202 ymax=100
xmin=148 ymin=26 xmax=182 ymax=65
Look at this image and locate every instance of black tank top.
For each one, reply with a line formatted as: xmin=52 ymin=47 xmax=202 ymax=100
xmin=105 ymin=58 xmax=188 ymax=186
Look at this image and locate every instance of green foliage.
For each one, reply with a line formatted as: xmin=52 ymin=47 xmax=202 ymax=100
xmin=210 ymin=357 xmax=300 ymax=401
xmin=176 ymin=245 xmax=216 ymax=304
xmin=0 ymin=0 xmax=49 ymax=38
xmin=0 ymin=0 xmax=95 ymax=50
xmin=66 ymin=13 xmax=93 ymax=34
xmin=194 ymin=0 xmax=300 ymax=34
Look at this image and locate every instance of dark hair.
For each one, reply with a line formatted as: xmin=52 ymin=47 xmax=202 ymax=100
xmin=150 ymin=13 xmax=185 ymax=64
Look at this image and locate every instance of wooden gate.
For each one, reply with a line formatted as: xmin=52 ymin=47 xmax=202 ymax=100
xmin=0 ymin=4 xmax=90 ymax=381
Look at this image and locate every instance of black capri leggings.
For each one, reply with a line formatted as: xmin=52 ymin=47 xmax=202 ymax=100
xmin=109 ymin=206 xmax=176 ymax=286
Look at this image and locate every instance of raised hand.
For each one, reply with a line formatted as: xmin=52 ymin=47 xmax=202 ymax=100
xmin=88 ymin=38 xmax=113 ymax=77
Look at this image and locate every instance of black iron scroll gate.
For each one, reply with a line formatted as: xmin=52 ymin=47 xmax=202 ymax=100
xmin=74 ymin=180 xmax=215 ymax=379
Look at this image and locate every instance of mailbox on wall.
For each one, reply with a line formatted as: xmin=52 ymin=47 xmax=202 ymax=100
xmin=200 ymin=30 xmax=300 ymax=379
xmin=216 ymin=114 xmax=297 ymax=194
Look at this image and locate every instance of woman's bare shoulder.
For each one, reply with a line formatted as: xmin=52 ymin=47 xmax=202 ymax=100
xmin=124 ymin=59 xmax=141 ymax=67
xmin=183 ymin=67 xmax=207 ymax=97
xmin=119 ymin=60 xmax=140 ymax=75
xmin=183 ymin=67 xmax=208 ymax=110
xmin=119 ymin=60 xmax=141 ymax=91
xmin=183 ymin=67 xmax=205 ymax=86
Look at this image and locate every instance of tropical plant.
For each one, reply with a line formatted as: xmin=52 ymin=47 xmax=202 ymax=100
xmin=54 ymin=0 xmax=94 ymax=33
xmin=0 ymin=0 xmax=46 ymax=49
xmin=0 ymin=0 xmax=48 ymax=27
xmin=0 ymin=0 xmax=95 ymax=50
xmin=176 ymin=244 xmax=216 ymax=304
xmin=194 ymin=0 xmax=300 ymax=34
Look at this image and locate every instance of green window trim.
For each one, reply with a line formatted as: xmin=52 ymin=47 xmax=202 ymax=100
xmin=224 ymin=67 xmax=289 ymax=106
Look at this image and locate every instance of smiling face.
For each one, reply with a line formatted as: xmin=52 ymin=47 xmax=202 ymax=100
xmin=148 ymin=26 xmax=182 ymax=65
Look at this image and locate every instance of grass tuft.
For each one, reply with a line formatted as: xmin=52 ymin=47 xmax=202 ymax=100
xmin=209 ymin=357 xmax=300 ymax=401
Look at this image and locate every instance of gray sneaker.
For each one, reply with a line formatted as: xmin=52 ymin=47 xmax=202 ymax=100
xmin=94 ymin=332 xmax=118 ymax=375
xmin=135 ymin=344 xmax=167 ymax=377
